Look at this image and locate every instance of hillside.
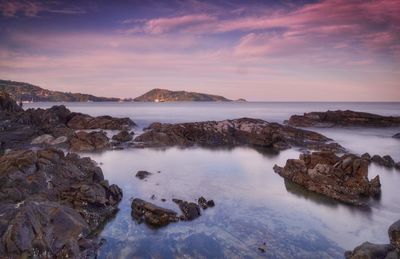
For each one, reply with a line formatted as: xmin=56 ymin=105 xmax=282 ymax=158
xmin=0 ymin=80 xmax=120 ymax=102
xmin=134 ymin=88 xmax=232 ymax=102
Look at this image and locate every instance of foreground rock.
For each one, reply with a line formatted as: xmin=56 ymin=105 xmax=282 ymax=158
xmin=0 ymin=91 xmax=135 ymax=153
xmin=273 ymin=151 xmax=381 ymax=205
xmin=286 ymin=110 xmax=400 ymax=127
xmin=345 ymin=219 xmax=400 ymax=258
xmin=131 ymin=198 xmax=178 ymax=227
xmin=0 ymin=148 xmax=122 ymax=257
xmin=134 ymin=118 xmax=344 ymax=152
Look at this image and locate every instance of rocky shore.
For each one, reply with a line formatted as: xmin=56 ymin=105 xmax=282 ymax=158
xmin=134 ymin=118 xmax=345 ymax=152
xmin=0 ymin=92 xmax=135 ymax=154
xmin=0 ymin=148 xmax=122 ymax=257
xmin=273 ymin=151 xmax=381 ymax=205
xmin=286 ymin=110 xmax=400 ymax=127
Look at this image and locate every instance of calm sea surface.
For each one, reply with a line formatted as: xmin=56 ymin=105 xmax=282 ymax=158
xmin=26 ymin=102 xmax=400 ymax=258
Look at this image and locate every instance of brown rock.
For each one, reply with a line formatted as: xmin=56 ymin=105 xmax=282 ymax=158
xmin=273 ymin=152 xmax=381 ymax=205
xmin=112 ymin=130 xmax=133 ymax=142
xmin=69 ymin=131 xmax=110 ymax=152
xmin=131 ymin=198 xmax=178 ymax=227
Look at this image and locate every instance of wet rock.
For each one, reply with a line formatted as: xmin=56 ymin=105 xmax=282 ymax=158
xmin=134 ymin=118 xmax=345 ymax=152
xmin=136 ymin=170 xmax=152 ymax=180
xmin=395 ymin=162 xmax=400 ymax=170
xmin=131 ymin=198 xmax=178 ymax=227
xmin=346 ymin=219 xmax=400 ymax=258
xmin=273 ymin=151 xmax=381 ymax=205
xmin=112 ymin=130 xmax=133 ymax=142
xmin=0 ymin=149 xmax=122 ymax=257
xmin=69 ymin=131 xmax=110 ymax=152
xmin=198 ymin=196 xmax=215 ymax=209
xmin=67 ymin=114 xmax=135 ymax=130
xmin=371 ymin=154 xmax=395 ymax=168
xmin=31 ymin=134 xmax=68 ymax=146
xmin=389 ymin=220 xmax=400 ymax=251
xmin=287 ymin=110 xmax=400 ymax=127
xmin=173 ymin=199 xmax=201 ymax=220
xmin=393 ymin=133 xmax=400 ymax=139
xmin=361 ymin=152 xmax=371 ymax=161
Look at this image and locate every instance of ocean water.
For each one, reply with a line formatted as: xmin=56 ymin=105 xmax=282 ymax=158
xmin=26 ymin=102 xmax=400 ymax=258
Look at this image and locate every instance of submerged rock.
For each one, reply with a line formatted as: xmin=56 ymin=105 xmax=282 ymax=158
xmin=0 ymin=149 xmax=122 ymax=257
xmin=131 ymin=198 xmax=178 ymax=227
xmin=135 ymin=170 xmax=152 ymax=180
xmin=286 ymin=110 xmax=400 ymax=127
xmin=346 ymin=220 xmax=400 ymax=258
xmin=198 ymin=196 xmax=215 ymax=209
xmin=273 ymin=151 xmax=381 ymax=205
xmin=371 ymin=155 xmax=396 ymax=168
xmin=134 ymin=118 xmax=344 ymax=152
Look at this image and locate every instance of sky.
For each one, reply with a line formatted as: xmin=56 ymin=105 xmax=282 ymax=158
xmin=0 ymin=0 xmax=399 ymax=101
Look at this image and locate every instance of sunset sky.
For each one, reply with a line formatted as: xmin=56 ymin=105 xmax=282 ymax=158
xmin=0 ymin=0 xmax=399 ymax=101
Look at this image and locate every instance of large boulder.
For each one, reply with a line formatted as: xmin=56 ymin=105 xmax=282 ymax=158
xmin=0 ymin=149 xmax=122 ymax=257
xmin=69 ymin=131 xmax=110 ymax=152
xmin=273 ymin=151 xmax=381 ymax=205
xmin=134 ymin=118 xmax=344 ymax=152
xmin=286 ymin=110 xmax=400 ymax=127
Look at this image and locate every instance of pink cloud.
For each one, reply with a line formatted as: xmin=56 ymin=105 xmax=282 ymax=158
xmin=0 ymin=0 xmax=85 ymax=17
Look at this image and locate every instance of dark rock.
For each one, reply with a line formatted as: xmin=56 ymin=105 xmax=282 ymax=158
xmin=67 ymin=114 xmax=135 ymax=130
xmin=69 ymin=131 xmax=110 ymax=152
xmin=361 ymin=152 xmax=371 ymax=161
xmin=134 ymin=118 xmax=345 ymax=152
xmin=136 ymin=170 xmax=152 ymax=180
xmin=371 ymin=155 xmax=395 ymax=168
xmin=273 ymin=151 xmax=381 ymax=205
xmin=346 ymin=219 xmax=400 ymax=258
xmin=0 ymin=91 xmax=23 ymax=113
xmin=287 ymin=110 xmax=400 ymax=127
xmin=389 ymin=220 xmax=400 ymax=251
xmin=345 ymin=242 xmax=393 ymax=259
xmin=395 ymin=162 xmax=400 ymax=170
xmin=198 ymin=196 xmax=215 ymax=209
xmin=173 ymin=199 xmax=201 ymax=220
xmin=0 ymin=149 xmax=122 ymax=257
xmin=393 ymin=133 xmax=400 ymax=139
xmin=131 ymin=198 xmax=178 ymax=227
xmin=112 ymin=130 xmax=133 ymax=142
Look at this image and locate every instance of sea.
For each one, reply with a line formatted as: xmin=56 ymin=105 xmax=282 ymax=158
xmin=25 ymin=102 xmax=400 ymax=258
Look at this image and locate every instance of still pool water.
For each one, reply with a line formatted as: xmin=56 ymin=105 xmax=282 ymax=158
xmin=26 ymin=102 xmax=400 ymax=258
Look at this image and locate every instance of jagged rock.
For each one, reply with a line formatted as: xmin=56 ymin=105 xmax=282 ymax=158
xmin=134 ymin=118 xmax=344 ymax=152
xmin=69 ymin=131 xmax=110 ymax=152
xmin=198 ymin=196 xmax=215 ymax=209
xmin=173 ymin=199 xmax=201 ymax=220
xmin=286 ymin=110 xmax=400 ymax=127
xmin=131 ymin=198 xmax=178 ymax=227
xmin=0 ymin=149 xmax=122 ymax=257
xmin=273 ymin=151 xmax=381 ymax=205
xmin=67 ymin=114 xmax=134 ymax=130
xmin=135 ymin=170 xmax=152 ymax=180
xmin=371 ymin=155 xmax=396 ymax=168
xmin=389 ymin=220 xmax=400 ymax=251
xmin=346 ymin=220 xmax=400 ymax=258
xmin=112 ymin=130 xmax=133 ymax=142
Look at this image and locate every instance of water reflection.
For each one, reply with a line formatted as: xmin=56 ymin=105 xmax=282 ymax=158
xmin=80 ymin=146 xmax=400 ymax=258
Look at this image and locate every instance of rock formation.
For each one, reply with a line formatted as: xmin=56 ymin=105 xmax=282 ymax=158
xmin=286 ymin=110 xmax=400 ymax=127
xmin=134 ymin=118 xmax=344 ymax=152
xmin=133 ymin=88 xmax=232 ymax=102
xmin=273 ymin=151 xmax=381 ymax=205
xmin=0 ymin=149 xmax=122 ymax=257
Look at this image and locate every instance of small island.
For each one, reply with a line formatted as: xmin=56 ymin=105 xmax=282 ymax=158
xmin=133 ymin=88 xmax=232 ymax=102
